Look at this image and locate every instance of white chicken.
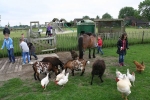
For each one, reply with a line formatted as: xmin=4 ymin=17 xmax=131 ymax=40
xmin=127 ymin=69 xmax=135 ymax=86
xmin=55 ymin=72 xmax=69 ymax=87
xmin=116 ymin=69 xmax=124 ymax=82
xmin=41 ymin=73 xmax=49 ymax=90
xmin=117 ymin=74 xmax=132 ymax=100
xmin=56 ymin=69 xmax=65 ymax=81
xmin=116 ymin=69 xmax=123 ymax=78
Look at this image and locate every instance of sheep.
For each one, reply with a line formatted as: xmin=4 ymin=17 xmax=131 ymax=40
xmin=41 ymin=57 xmax=64 ymax=71
xmin=64 ymin=59 xmax=90 ymax=76
xmin=91 ymin=59 xmax=106 ymax=85
xmin=70 ymin=50 xmax=78 ymax=60
xmin=32 ymin=61 xmax=59 ymax=81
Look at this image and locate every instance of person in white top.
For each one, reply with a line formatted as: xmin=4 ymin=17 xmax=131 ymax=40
xmin=19 ymin=38 xmax=30 ymax=65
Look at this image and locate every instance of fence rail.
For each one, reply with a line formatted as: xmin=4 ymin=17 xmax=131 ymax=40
xmin=0 ymin=31 xmax=150 ymax=58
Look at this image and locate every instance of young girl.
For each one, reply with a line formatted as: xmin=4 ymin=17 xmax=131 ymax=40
xmin=97 ymin=35 xmax=103 ymax=55
xmin=116 ymin=33 xmax=129 ymax=66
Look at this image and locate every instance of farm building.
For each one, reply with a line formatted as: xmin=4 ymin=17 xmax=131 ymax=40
xmin=94 ymin=19 xmax=125 ymax=38
xmin=124 ymin=16 xmax=149 ymax=27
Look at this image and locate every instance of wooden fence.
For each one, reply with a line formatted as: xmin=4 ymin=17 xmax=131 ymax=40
xmin=0 ymin=31 xmax=150 ymax=58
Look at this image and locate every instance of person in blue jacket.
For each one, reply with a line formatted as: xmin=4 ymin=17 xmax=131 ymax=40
xmin=1 ymin=36 xmax=15 ymax=63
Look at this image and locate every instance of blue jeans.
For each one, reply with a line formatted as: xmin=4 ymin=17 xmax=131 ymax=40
xmin=22 ymin=52 xmax=30 ymax=64
xmin=97 ymin=46 xmax=103 ymax=54
xmin=7 ymin=48 xmax=15 ymax=62
xmin=119 ymin=54 xmax=124 ymax=63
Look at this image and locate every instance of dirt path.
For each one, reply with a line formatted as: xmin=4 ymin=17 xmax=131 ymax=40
xmin=0 ymin=51 xmax=118 ymax=81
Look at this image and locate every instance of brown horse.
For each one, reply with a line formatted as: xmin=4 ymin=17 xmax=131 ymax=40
xmin=78 ymin=32 xmax=97 ymax=59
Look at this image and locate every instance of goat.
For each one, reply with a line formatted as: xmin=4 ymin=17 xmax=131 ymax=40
xmin=70 ymin=50 xmax=78 ymax=60
xmin=91 ymin=59 xmax=106 ymax=85
xmin=41 ymin=57 xmax=64 ymax=71
xmin=32 ymin=61 xmax=59 ymax=81
xmin=64 ymin=59 xmax=90 ymax=76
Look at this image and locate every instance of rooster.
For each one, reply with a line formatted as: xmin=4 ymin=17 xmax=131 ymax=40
xmin=133 ymin=61 xmax=145 ymax=73
xmin=41 ymin=73 xmax=49 ymax=90
xmin=127 ymin=69 xmax=135 ymax=86
xmin=117 ymin=74 xmax=132 ymax=100
xmin=55 ymin=72 xmax=69 ymax=87
xmin=56 ymin=69 xmax=65 ymax=82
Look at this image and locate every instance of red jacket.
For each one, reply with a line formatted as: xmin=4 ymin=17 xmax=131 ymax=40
xmin=98 ymin=39 xmax=103 ymax=46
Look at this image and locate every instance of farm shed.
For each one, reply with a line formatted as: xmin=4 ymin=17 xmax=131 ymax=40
xmin=94 ymin=19 xmax=125 ymax=38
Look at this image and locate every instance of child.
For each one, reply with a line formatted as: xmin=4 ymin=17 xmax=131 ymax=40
xmin=21 ymin=33 xmax=28 ymax=43
xmin=27 ymin=42 xmax=38 ymax=60
xmin=19 ymin=38 xmax=30 ymax=65
xmin=97 ymin=35 xmax=103 ymax=55
xmin=116 ymin=33 xmax=129 ymax=66
xmin=1 ymin=36 xmax=15 ymax=63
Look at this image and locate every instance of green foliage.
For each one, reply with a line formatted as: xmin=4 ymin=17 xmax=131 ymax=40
xmin=83 ymin=16 xmax=90 ymax=19
xmin=118 ymin=7 xmax=135 ymax=18
xmin=102 ymin=13 xmax=112 ymax=19
xmin=134 ymin=9 xmax=141 ymax=20
xmin=96 ymin=15 xmax=100 ymax=19
xmin=138 ymin=0 xmax=150 ymax=21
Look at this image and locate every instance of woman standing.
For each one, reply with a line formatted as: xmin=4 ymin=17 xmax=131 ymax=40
xmin=46 ymin=24 xmax=53 ymax=37
xmin=117 ymin=33 xmax=129 ymax=66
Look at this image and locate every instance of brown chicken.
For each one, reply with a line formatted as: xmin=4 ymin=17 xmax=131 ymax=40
xmin=133 ymin=61 xmax=145 ymax=73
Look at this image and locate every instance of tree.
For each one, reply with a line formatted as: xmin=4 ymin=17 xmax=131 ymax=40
xmin=138 ymin=0 xmax=150 ymax=21
xmin=83 ymin=16 xmax=90 ymax=19
xmin=134 ymin=9 xmax=141 ymax=19
xmin=96 ymin=15 xmax=100 ymax=19
xmin=102 ymin=13 xmax=112 ymax=19
xmin=118 ymin=7 xmax=135 ymax=18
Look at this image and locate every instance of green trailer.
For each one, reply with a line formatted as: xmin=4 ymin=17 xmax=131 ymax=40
xmin=77 ymin=19 xmax=95 ymax=37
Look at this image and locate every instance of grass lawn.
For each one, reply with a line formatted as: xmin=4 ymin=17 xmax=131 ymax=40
xmin=0 ymin=44 xmax=150 ymax=100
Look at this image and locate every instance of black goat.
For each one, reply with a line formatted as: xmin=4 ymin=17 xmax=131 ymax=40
xmin=41 ymin=57 xmax=64 ymax=71
xmin=91 ymin=59 xmax=106 ymax=85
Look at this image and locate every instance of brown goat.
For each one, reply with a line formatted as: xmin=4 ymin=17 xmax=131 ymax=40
xmin=64 ymin=59 xmax=90 ymax=76
xmin=32 ymin=61 xmax=59 ymax=81
xmin=70 ymin=50 xmax=78 ymax=60
xmin=41 ymin=57 xmax=64 ymax=71
xmin=91 ymin=59 xmax=106 ymax=85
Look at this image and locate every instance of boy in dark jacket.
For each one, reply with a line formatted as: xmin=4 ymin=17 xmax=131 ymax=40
xmin=27 ymin=42 xmax=38 ymax=60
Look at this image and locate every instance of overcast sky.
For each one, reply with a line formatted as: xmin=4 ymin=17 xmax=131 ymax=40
xmin=0 ymin=0 xmax=144 ymax=26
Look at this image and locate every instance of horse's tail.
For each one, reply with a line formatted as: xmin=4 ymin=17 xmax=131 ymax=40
xmin=78 ymin=36 xmax=83 ymax=59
